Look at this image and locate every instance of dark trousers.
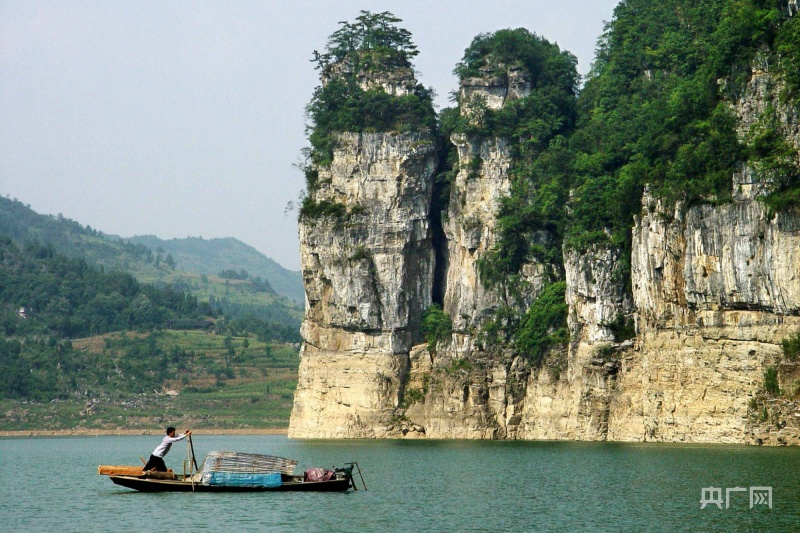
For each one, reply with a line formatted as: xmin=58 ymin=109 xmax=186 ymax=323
xmin=143 ymin=454 xmax=167 ymax=472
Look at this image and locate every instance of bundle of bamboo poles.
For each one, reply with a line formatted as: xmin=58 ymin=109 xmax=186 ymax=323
xmin=202 ymin=451 xmax=298 ymax=475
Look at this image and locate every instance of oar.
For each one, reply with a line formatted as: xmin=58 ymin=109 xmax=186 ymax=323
xmin=343 ymin=462 xmax=367 ymax=491
xmin=354 ymin=461 xmax=368 ymax=491
xmin=188 ymin=434 xmax=199 ymax=472
xmin=187 ymin=437 xmax=195 ymax=492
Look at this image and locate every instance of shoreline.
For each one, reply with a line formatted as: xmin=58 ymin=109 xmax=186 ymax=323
xmin=0 ymin=428 xmax=288 ymax=438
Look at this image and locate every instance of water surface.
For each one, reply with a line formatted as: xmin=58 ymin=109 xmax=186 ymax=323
xmin=1 ymin=436 xmax=797 ymax=532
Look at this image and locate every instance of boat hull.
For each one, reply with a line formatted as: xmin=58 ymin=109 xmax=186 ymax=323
xmin=108 ymin=475 xmax=351 ymax=493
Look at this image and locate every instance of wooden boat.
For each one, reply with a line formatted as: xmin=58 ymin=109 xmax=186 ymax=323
xmin=106 ymin=471 xmax=353 ymax=492
xmin=99 ymin=448 xmax=365 ymax=493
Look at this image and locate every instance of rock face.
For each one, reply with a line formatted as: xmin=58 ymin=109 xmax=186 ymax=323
xmin=396 ymin=70 xmax=555 ymax=439
xmin=606 ymin=175 xmax=800 ymax=443
xmin=441 ymin=134 xmax=512 ymax=330
xmin=460 ymin=66 xmax=531 ymax=111
xmin=288 ymin=130 xmax=438 ymax=438
xmin=322 ymin=58 xmax=417 ymax=97
xmin=604 ymin=65 xmax=800 ymax=443
xmin=291 ymin=58 xmax=800 ymax=444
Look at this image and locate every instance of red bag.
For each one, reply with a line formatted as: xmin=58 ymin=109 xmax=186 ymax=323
xmin=304 ymin=468 xmax=335 ymax=481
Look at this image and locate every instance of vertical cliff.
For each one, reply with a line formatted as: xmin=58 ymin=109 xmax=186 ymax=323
xmin=409 ymin=128 xmax=531 ymax=439
xmin=288 ymin=12 xmax=441 ymax=438
xmin=604 ymin=65 xmax=800 ymax=445
xmin=398 ymin=36 xmax=570 ymax=439
xmin=291 ymin=8 xmax=800 ymax=444
xmin=289 ymin=130 xmax=437 ymax=438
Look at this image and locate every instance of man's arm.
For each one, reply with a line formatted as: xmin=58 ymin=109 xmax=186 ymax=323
xmin=164 ymin=429 xmax=192 ymax=444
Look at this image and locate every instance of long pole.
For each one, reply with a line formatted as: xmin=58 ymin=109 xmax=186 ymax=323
xmin=187 ymin=437 xmax=195 ymax=492
xmin=188 ymin=434 xmax=199 ymax=472
xmin=354 ymin=462 xmax=368 ymax=491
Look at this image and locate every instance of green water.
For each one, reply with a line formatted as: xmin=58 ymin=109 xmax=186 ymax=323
xmin=1 ymin=435 xmax=798 ymax=532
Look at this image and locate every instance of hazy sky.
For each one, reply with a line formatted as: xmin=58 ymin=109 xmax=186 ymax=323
xmin=1 ymin=0 xmax=619 ymax=271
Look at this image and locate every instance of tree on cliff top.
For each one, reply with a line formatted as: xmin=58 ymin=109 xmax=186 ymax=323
xmin=312 ymin=11 xmax=418 ymax=73
xmin=302 ymin=11 xmax=436 ymax=188
xmin=455 ymin=28 xmax=577 ymax=88
xmin=451 ymin=28 xmax=579 ymax=140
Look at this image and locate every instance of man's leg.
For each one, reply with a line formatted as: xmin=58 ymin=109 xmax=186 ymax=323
xmin=142 ymin=455 xmax=167 ymax=472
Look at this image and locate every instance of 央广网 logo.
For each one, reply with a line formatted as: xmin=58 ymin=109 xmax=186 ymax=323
xmin=700 ymin=486 xmax=772 ymax=509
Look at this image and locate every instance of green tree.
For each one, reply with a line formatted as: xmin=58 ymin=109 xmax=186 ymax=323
xmin=312 ymin=11 xmax=418 ymax=72
xmin=302 ymin=11 xmax=436 ymax=182
xmin=781 ymin=331 xmax=800 ymax=362
xmin=421 ymin=304 xmax=453 ymax=353
xmin=764 ymin=366 xmax=780 ymax=396
xmin=514 ymin=282 xmax=568 ymax=363
xmin=223 ymin=335 xmax=235 ymax=365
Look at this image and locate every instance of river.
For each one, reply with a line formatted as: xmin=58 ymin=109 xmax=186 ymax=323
xmin=1 ymin=435 xmax=798 ymax=532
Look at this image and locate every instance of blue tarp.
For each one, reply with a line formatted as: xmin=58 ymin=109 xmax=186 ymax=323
xmin=202 ymin=471 xmax=283 ymax=488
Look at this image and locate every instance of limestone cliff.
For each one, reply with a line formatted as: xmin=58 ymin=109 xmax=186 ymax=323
xmin=604 ymin=66 xmax=800 ymax=445
xmin=290 ymin=20 xmax=800 ymax=445
xmin=399 ymin=68 xmax=554 ymax=439
xmin=289 ymin=130 xmax=437 ymax=438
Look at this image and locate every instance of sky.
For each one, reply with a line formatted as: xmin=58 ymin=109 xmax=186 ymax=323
xmin=0 ymin=0 xmax=619 ymax=271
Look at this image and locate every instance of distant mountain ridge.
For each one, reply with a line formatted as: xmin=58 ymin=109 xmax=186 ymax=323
xmin=127 ymin=235 xmax=303 ymax=303
xmin=0 ymin=196 xmax=303 ymax=304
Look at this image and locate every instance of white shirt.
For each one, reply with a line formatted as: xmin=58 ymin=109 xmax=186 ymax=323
xmin=152 ymin=432 xmax=188 ymax=458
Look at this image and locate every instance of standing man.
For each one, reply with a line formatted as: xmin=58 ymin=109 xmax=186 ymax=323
xmin=143 ymin=426 xmax=192 ymax=472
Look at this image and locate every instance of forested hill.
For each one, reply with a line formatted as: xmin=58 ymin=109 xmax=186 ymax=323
xmin=0 ymin=237 xmax=211 ymax=339
xmin=0 ymin=237 xmax=210 ymax=399
xmin=0 ymin=196 xmax=302 ymax=304
xmin=127 ymin=235 xmax=303 ymax=303
xmin=0 ymin=208 xmax=302 ymax=407
xmin=0 ymin=196 xmax=162 ymax=279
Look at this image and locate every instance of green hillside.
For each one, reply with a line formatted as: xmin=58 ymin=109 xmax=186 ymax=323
xmin=0 ymin=328 xmax=299 ymax=431
xmin=0 ymin=211 xmax=302 ymax=430
xmin=0 ymin=196 xmax=162 ymax=277
xmin=0 ymin=237 xmax=212 ymax=398
xmin=0 ymin=196 xmax=303 ymax=328
xmin=127 ymin=235 xmax=304 ymax=303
